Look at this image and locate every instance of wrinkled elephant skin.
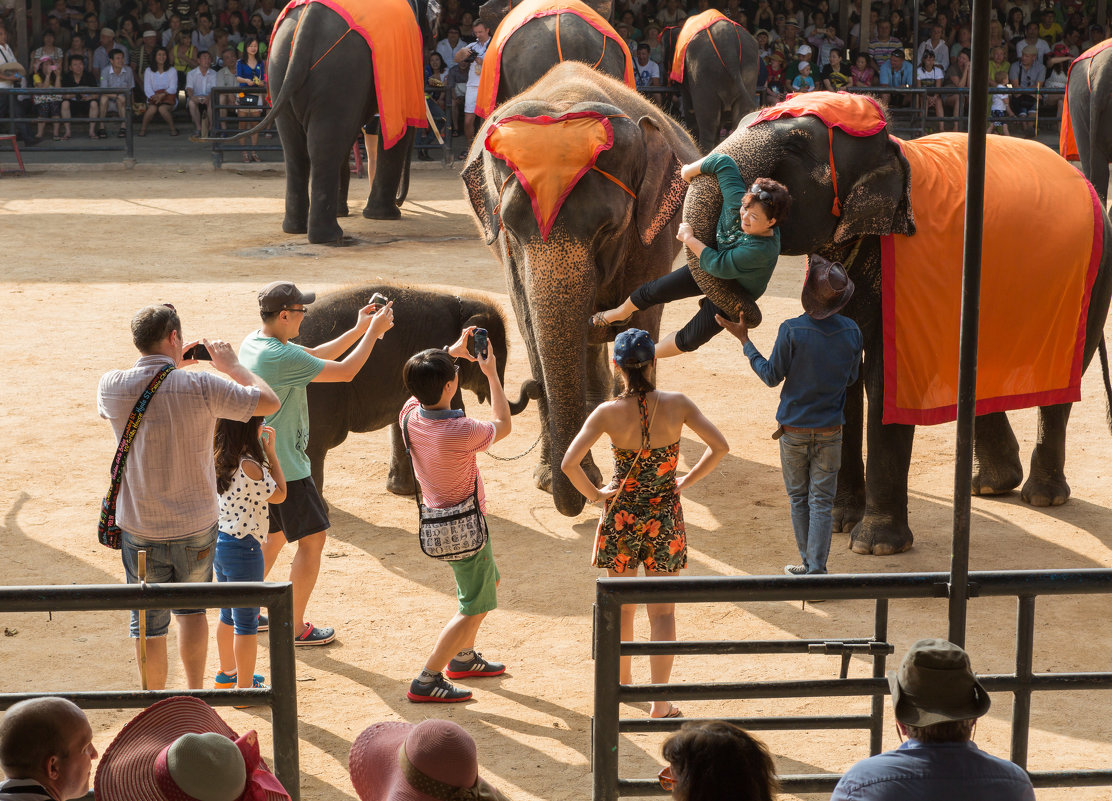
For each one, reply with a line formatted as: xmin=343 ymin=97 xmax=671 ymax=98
xmin=1066 ymin=45 xmax=1112 ymax=204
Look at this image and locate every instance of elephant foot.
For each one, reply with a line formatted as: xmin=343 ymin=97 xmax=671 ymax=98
xmin=534 ymin=462 xmax=553 ymax=494
xmin=386 ymin=471 xmax=416 ymax=497
xmin=282 ymin=216 xmax=308 ymax=235
xmin=971 ymin=457 xmax=1023 ymax=497
xmin=338 ymin=203 xmax=350 ymax=218
xmin=363 ymin=202 xmax=402 ymax=220
xmin=832 ymin=491 xmax=864 ymax=534
xmin=849 ymin=514 xmax=914 ymax=556
xmin=307 ymin=221 xmax=345 ymax=245
xmin=1020 ymin=472 xmax=1070 ymax=507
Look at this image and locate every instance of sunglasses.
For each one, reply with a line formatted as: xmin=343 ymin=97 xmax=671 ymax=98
xmin=749 ymin=183 xmax=773 ymax=204
xmin=658 ymin=765 xmax=676 ymax=792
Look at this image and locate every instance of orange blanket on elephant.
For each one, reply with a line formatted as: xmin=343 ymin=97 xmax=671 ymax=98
xmin=270 ymin=0 xmax=426 ymax=149
xmin=1059 ymin=38 xmax=1112 ymax=161
xmin=750 ymin=90 xmax=887 ymax=136
xmin=882 ymin=133 xmax=1102 ymax=425
xmin=484 ymin=111 xmax=618 ymax=240
xmin=669 ymin=10 xmax=742 ymax=83
xmin=475 ymin=0 xmax=635 ymax=119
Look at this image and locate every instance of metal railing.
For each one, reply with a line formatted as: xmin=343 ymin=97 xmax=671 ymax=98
xmin=1 ymin=86 xmax=134 ymax=157
xmin=208 ymin=86 xmax=279 ymax=167
xmin=592 ymin=568 xmax=1112 ymax=800
xmin=0 ymin=581 xmax=301 ymax=801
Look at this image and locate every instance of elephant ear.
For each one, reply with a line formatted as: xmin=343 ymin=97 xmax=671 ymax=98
xmin=832 ymin=134 xmax=916 ymax=244
xmin=635 ymin=116 xmax=686 ymax=247
xmin=462 ymin=155 xmax=499 ymax=245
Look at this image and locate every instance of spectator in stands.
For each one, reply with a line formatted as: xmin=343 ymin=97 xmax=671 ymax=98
xmin=226 ymin=11 xmax=245 ymax=46
xmin=1009 ymin=44 xmax=1045 ymax=136
xmin=65 ymin=35 xmax=90 ymax=71
xmin=1017 ymin=21 xmax=1049 ymax=62
xmin=133 ymin=28 xmax=156 ymax=82
xmin=140 ymin=46 xmax=177 ymax=135
xmin=159 ymin=11 xmax=181 ymax=47
xmin=235 ymin=35 xmax=264 ymax=161
xmin=256 ymin=0 xmax=280 ymax=32
xmin=92 ymin=27 xmax=126 ymax=80
xmin=791 ymin=59 xmax=815 ymax=91
xmin=657 ymin=0 xmax=685 ymax=27
xmin=32 ymin=56 xmax=64 ymax=142
xmin=31 ymin=29 xmax=65 ymax=67
xmin=889 ymin=8 xmax=909 ymax=42
xmin=61 ymin=53 xmax=100 ymax=139
xmin=1043 ymin=43 xmax=1071 ymax=123
xmin=81 ymin=13 xmax=102 ymax=51
xmin=869 ymin=19 xmax=903 ymax=68
xmin=755 ymin=29 xmax=771 ymax=60
xmin=1083 ymin=23 xmax=1107 ymax=51
xmin=458 ymin=11 xmax=475 ymax=40
xmin=218 ymin=0 xmax=241 ymax=30
xmin=821 ymin=48 xmax=851 ymax=90
xmin=810 ymin=23 xmax=844 ymax=69
xmin=192 ymin=13 xmax=215 ymax=53
xmin=616 ymin=22 xmax=637 ymax=52
xmin=879 ymin=47 xmax=913 ymax=107
xmin=436 ymin=26 xmax=465 ymax=71
xmin=99 ymin=47 xmax=133 ymax=136
xmin=782 ymin=0 xmax=804 ymax=29
xmin=619 ymin=10 xmax=641 ymax=40
xmin=209 ymin=28 xmax=229 ymax=65
xmin=1004 ymin=7 xmax=1026 ymax=44
xmin=917 ymin=22 xmax=950 ymax=69
xmin=988 ymin=44 xmax=1010 ymax=86
xmin=916 ymin=51 xmax=945 ymax=129
xmin=659 ymin=721 xmax=777 ymax=801
xmin=0 ymin=28 xmax=39 ymax=145
xmin=416 ymin=51 xmax=447 ymax=161
xmin=0 ymin=698 xmax=97 ymax=801
xmin=944 ymin=47 xmax=970 ymax=131
xmin=246 ymin=13 xmax=267 ymax=45
xmin=765 ymin=50 xmax=787 ymax=101
xmin=779 ymin=19 xmax=801 ymax=58
xmin=950 ymin=25 xmax=971 ymax=63
xmin=1039 ymin=7 xmax=1063 ymax=45
xmin=169 ymin=28 xmax=196 ymax=92
xmin=753 ymin=0 xmax=774 ymax=32
xmin=212 ymin=45 xmax=236 ymax=132
xmin=185 ymin=49 xmax=215 ymax=135
xmin=116 ymin=18 xmax=139 ymax=54
xmin=348 ymin=720 xmax=508 ymax=801
xmin=399 ymin=332 xmax=509 ymax=702
xmin=990 ymin=82 xmax=1012 ymax=136
xmin=851 ymin=52 xmax=875 ymax=87
xmin=1060 ymin=27 xmax=1083 ymax=58
xmin=645 ymin=22 xmax=664 ymax=66
xmin=98 ymin=304 xmax=278 ymax=690
xmin=831 ymin=639 xmax=1036 ymax=801
xmin=141 ymin=0 xmax=167 ymax=33
xmin=635 ymin=42 xmax=661 ymax=88
xmin=455 ymin=19 xmax=489 ymax=157
xmin=786 ymin=42 xmax=812 ymax=83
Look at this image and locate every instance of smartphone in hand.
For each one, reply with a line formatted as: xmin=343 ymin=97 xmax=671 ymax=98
xmin=470 ymin=328 xmax=488 ymax=359
xmin=369 ymin=292 xmax=389 ymax=308
xmin=184 ymin=344 xmax=212 ymax=361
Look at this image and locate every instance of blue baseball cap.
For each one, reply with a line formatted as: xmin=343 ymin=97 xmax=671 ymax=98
xmin=613 ymin=328 xmax=655 ymax=368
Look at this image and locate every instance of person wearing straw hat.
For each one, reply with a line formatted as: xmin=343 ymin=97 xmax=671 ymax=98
xmin=348 ymin=719 xmax=508 ymax=801
xmin=0 ymin=698 xmax=97 ymax=801
xmin=94 ymin=696 xmax=291 ymax=801
xmin=717 ymin=256 xmax=861 ymax=577
xmin=830 ymin=639 xmax=1035 ymax=800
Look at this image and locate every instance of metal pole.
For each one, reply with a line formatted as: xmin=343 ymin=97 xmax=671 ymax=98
xmin=592 ymin=590 xmax=622 ymax=801
xmin=869 ymin=598 xmax=889 ymax=755
xmin=1010 ymin=595 xmax=1036 ymax=768
xmin=269 ymin=585 xmax=300 ymax=801
xmin=947 ymin=0 xmax=991 ymax=649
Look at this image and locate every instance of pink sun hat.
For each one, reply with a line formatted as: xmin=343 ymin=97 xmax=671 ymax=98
xmin=349 ymin=720 xmax=508 ymax=801
xmin=94 ymin=696 xmax=291 ymax=801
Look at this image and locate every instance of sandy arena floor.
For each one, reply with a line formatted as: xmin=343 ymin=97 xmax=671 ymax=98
xmin=1 ymin=167 xmax=1111 ymax=800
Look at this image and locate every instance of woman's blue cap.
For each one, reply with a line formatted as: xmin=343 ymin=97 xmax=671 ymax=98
xmin=613 ymin=328 xmax=656 ymax=367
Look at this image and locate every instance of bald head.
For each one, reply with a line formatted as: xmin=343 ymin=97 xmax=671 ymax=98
xmin=0 ymin=698 xmax=88 ymax=777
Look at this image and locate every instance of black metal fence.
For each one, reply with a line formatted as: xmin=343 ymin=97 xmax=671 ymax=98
xmin=0 ymin=581 xmax=301 ymax=801
xmin=1 ymin=86 xmax=134 ymax=157
xmin=592 ymin=569 xmax=1112 ymax=800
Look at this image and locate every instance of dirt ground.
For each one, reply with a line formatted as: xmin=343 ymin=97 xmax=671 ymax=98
xmin=2 ymin=167 xmax=1111 ymax=801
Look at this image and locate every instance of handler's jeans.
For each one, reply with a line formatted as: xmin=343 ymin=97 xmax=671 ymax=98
xmin=779 ymin=429 xmax=841 ymax=574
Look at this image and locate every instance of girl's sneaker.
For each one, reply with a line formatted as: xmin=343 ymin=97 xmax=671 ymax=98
xmin=407 ymin=673 xmax=472 ymax=703
xmin=445 ymin=651 xmax=506 ymax=679
xmin=214 ymin=670 xmax=266 ymax=689
xmin=236 ymin=676 xmax=270 ymax=708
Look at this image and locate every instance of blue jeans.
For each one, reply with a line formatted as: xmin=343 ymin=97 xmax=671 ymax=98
xmin=214 ymin=531 xmax=264 ymax=635
xmin=779 ymin=430 xmax=842 ymax=574
xmin=121 ymin=525 xmax=217 ymax=637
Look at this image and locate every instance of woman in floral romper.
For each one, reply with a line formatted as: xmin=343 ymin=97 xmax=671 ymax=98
xmin=562 ymin=329 xmax=728 ymax=718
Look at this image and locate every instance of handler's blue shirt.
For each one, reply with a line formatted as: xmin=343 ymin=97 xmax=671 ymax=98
xmin=743 ymin=312 xmax=862 ymax=428
xmin=830 ymin=739 xmax=1035 ymax=801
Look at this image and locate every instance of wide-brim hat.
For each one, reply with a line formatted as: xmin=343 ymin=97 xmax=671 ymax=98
xmin=95 ymin=697 xmax=290 ymax=801
xmin=802 ymin=254 xmax=854 ymax=319
xmin=888 ymin=638 xmax=991 ymax=727
xmin=349 ymin=720 xmax=507 ymax=801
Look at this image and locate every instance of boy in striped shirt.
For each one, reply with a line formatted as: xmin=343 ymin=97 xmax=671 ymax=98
xmin=400 ymin=327 xmax=511 ymax=702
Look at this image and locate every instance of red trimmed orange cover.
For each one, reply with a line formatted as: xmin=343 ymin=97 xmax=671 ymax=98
xmin=484 ymin=111 xmax=614 ymax=240
xmin=270 ymin=0 xmax=426 ymax=149
xmin=1059 ymin=38 xmax=1112 ymax=161
xmin=749 ymin=90 xmax=887 ymax=136
xmin=669 ymin=10 xmax=739 ymax=83
xmin=882 ymin=133 xmax=1102 ymax=425
xmin=475 ymin=0 xmax=635 ymax=119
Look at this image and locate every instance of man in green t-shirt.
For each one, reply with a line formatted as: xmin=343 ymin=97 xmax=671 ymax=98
xmin=240 ymin=281 xmax=395 ymax=646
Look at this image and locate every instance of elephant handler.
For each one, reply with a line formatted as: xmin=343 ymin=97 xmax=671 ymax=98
xmin=591 ymin=155 xmax=790 ymax=359
xmin=239 ymin=281 xmax=395 ymax=646
xmin=400 ymin=328 xmax=511 ymax=703
xmin=717 ymin=257 xmax=862 ymax=576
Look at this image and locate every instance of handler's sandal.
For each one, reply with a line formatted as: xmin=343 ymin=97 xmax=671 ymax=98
xmin=445 ymin=652 xmax=506 ymax=679
xmin=784 ymin=564 xmax=809 ymax=576
xmin=407 ymin=673 xmax=473 ymax=703
xmin=257 ymin=614 xmax=269 ymax=632
xmin=294 ymin=622 xmax=335 ymax=646
xmin=214 ymin=671 xmax=266 ymax=689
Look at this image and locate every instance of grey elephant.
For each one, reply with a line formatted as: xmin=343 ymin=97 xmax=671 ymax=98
xmin=1064 ymin=42 xmax=1112 ymax=204
xmin=660 ymin=12 xmax=760 ymax=152
xmin=462 ymin=61 xmax=699 ymax=516
xmin=474 ymin=0 xmax=632 ymax=117
xmin=683 ymin=92 xmax=1112 ymax=556
xmin=301 ymin=284 xmax=539 ymax=495
xmin=230 ymin=0 xmax=437 ymax=244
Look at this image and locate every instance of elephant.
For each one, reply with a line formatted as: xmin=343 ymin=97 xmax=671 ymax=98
xmin=300 ymin=283 xmax=540 ymax=496
xmin=231 ymin=0 xmax=438 ymax=244
xmin=1064 ymin=42 xmax=1112 ymax=204
xmin=461 ymin=61 xmax=699 ymax=516
xmin=660 ymin=14 xmax=760 ymax=153
xmin=682 ymin=94 xmax=1112 ymax=555
xmin=476 ymin=0 xmax=629 ymax=109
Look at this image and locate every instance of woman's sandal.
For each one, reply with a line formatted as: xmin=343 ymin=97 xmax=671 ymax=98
xmin=242 ymin=150 xmax=251 ymax=163
xmin=589 ymin=311 xmax=632 ymax=329
xmin=650 ymin=703 xmax=683 ymax=719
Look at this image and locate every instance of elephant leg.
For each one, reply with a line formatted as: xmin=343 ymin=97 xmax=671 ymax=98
xmin=971 ymin=411 xmax=1023 ymax=495
xmin=693 ymin=98 xmax=721 ymax=153
xmin=364 ymin=128 xmax=411 ymax=220
xmin=386 ymin=421 xmax=416 ymax=496
xmin=533 ymin=391 xmax=555 ymax=492
xmin=306 ymin=130 xmax=347 ymax=244
xmin=850 ymin=344 xmax=915 ymax=555
xmin=337 ymin=152 xmax=351 ymax=218
xmin=1090 ymin=153 xmax=1110 ymax=208
xmin=278 ymin=112 xmax=310 ymax=235
xmin=833 ymin=370 xmax=864 ymax=533
xmin=1021 ymin=402 xmax=1073 ymax=506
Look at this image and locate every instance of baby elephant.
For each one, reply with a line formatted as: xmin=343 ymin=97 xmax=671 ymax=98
xmin=301 ymin=283 xmax=540 ymax=496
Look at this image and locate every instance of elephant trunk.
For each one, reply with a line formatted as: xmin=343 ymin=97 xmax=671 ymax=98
xmin=508 ymin=378 xmax=542 ymax=415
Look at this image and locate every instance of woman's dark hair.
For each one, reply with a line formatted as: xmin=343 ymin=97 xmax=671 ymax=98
xmin=214 ymin=416 xmax=267 ymax=496
xmin=743 ymin=177 xmax=791 ymax=225
xmin=152 ymin=45 xmax=170 ymax=70
xmin=919 ymin=51 xmax=935 ymax=70
xmin=662 ymin=721 xmax=779 ymax=801
xmin=429 ymin=51 xmax=445 ymax=70
xmin=403 ymin=348 xmax=457 ymax=405
xmin=240 ymin=34 xmax=261 ymax=62
xmin=617 ymin=363 xmax=655 ymax=397
xmin=228 ymin=11 xmax=243 ymax=31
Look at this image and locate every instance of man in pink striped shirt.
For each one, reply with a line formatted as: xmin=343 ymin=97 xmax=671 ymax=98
xmin=399 ymin=327 xmax=512 ymax=703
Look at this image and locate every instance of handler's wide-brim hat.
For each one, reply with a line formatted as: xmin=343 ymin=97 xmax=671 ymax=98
xmin=888 ymin=638 xmax=991 ymax=727
xmin=801 ymin=254 xmax=854 ymax=319
xmin=95 ymin=696 xmax=290 ymax=801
